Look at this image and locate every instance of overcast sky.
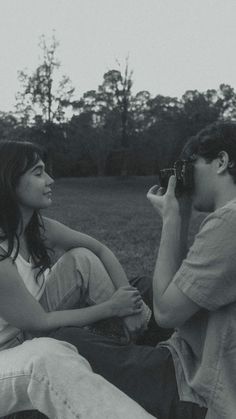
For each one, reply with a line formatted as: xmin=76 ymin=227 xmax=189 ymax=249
xmin=1 ymin=0 xmax=236 ymax=112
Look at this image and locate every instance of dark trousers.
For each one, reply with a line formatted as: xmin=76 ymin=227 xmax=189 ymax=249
xmin=51 ymin=326 xmax=207 ymax=419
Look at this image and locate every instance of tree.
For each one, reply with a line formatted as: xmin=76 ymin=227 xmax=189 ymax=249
xmin=216 ymin=84 xmax=236 ymax=119
xmin=131 ymin=90 xmax=151 ymax=133
xmin=71 ymin=90 xmax=118 ymax=176
xmin=0 ymin=112 xmax=18 ymax=140
xmin=141 ymin=94 xmax=184 ymax=170
xmin=100 ymin=60 xmax=134 ymax=175
xmin=181 ymin=89 xmax=221 ymax=136
xmin=15 ymin=34 xmax=75 ymax=173
xmin=16 ymin=34 xmax=74 ymax=126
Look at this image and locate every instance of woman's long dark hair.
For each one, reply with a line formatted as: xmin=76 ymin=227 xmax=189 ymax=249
xmin=0 ymin=140 xmax=52 ymax=277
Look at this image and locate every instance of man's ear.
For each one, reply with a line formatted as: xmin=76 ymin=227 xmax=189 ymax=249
xmin=217 ymin=151 xmax=231 ymax=174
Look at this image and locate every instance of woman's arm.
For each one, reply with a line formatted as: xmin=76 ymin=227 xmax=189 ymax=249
xmin=43 ymin=217 xmax=131 ymax=290
xmin=0 ymin=258 xmax=142 ymax=332
xmin=42 ymin=217 xmax=150 ymax=339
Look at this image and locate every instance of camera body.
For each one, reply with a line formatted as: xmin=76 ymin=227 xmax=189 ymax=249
xmin=159 ymin=160 xmax=194 ymax=196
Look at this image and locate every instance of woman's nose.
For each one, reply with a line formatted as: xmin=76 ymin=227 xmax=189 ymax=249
xmin=46 ymin=172 xmax=54 ymax=185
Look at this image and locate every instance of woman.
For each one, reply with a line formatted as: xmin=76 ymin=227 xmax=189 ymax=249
xmin=0 ymin=140 xmax=153 ymax=418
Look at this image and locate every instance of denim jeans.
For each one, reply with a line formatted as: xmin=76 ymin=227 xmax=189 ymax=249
xmin=39 ymin=248 xmax=206 ymax=419
xmin=51 ymin=327 xmax=207 ymax=419
xmin=0 ymin=336 xmax=154 ymax=418
xmin=0 ymin=248 xmax=152 ymax=418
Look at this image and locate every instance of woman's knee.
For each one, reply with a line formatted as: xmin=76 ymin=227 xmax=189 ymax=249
xmin=31 ymin=336 xmax=77 ymax=354
xmin=22 ymin=337 xmax=78 ymax=367
xmin=58 ymin=247 xmax=104 ymax=279
xmin=17 ymin=338 xmax=86 ymax=388
xmin=65 ymin=247 xmax=111 ymax=281
xmin=65 ymin=247 xmax=101 ymax=265
xmin=53 ymin=248 xmax=115 ymax=304
xmin=0 ymin=338 xmax=78 ymax=388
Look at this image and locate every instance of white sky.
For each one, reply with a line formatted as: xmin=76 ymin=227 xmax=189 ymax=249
xmin=1 ymin=0 xmax=236 ymax=112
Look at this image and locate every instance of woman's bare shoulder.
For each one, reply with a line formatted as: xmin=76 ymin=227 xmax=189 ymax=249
xmin=41 ymin=216 xmax=66 ymax=231
xmin=41 ymin=216 xmax=68 ymax=247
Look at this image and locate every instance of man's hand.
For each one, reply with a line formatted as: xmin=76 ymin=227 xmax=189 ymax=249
xmin=147 ymin=176 xmax=179 ymax=219
xmin=147 ymin=175 xmax=193 ymax=223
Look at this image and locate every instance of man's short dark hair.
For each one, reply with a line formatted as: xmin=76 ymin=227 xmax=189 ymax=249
xmin=181 ymin=120 xmax=236 ymax=182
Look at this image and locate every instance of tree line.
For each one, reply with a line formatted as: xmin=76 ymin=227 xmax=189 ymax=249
xmin=1 ymin=35 xmax=236 ymax=177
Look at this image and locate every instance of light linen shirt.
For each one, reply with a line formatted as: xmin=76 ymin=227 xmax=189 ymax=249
xmin=161 ymin=199 xmax=236 ymax=419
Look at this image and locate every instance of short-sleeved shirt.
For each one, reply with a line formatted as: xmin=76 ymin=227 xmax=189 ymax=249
xmin=161 ymin=199 xmax=236 ymax=419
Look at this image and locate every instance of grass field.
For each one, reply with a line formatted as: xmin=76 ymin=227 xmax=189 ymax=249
xmin=3 ymin=176 xmax=205 ymax=419
xmin=44 ymin=175 xmax=164 ymax=279
xmin=44 ymin=175 xmax=204 ymax=278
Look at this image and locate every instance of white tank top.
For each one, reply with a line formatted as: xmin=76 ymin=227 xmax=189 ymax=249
xmin=0 ymin=241 xmax=49 ymax=349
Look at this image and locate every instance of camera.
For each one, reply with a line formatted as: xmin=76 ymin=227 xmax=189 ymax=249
xmin=159 ymin=160 xmax=194 ymax=196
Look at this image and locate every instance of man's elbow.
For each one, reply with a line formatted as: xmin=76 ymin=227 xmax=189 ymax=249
xmin=153 ymin=305 xmax=179 ymax=329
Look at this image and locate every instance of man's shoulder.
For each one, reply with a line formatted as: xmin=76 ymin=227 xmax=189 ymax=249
xmin=200 ymin=200 xmax=236 ymax=232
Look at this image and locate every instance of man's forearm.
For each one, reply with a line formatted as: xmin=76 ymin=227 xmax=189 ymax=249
xmin=153 ymin=214 xmax=189 ymax=300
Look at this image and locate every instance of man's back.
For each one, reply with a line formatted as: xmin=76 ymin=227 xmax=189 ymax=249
xmin=162 ymin=199 xmax=236 ymax=418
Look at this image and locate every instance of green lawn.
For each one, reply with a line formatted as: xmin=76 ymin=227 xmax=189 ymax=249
xmin=3 ymin=176 xmax=205 ymax=419
xmin=44 ymin=175 xmax=163 ymax=279
xmin=44 ymin=176 xmax=204 ymax=277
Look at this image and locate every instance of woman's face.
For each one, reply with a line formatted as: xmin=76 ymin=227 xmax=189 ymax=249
xmin=15 ymin=159 xmax=54 ymax=211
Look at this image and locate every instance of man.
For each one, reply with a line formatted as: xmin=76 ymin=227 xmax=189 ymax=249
xmin=147 ymin=120 xmax=236 ymax=419
xmin=52 ymin=121 xmax=236 ymax=419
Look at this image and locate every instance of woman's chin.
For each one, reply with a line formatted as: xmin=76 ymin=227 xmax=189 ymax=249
xmin=39 ymin=198 xmax=53 ymax=209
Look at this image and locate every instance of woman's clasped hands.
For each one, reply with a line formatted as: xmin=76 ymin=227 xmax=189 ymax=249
xmin=108 ymin=286 xmax=143 ymax=317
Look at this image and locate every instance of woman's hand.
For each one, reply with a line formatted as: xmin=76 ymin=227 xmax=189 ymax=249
xmin=108 ymin=286 xmax=143 ymax=317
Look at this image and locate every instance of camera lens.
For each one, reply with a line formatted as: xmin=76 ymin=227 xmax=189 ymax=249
xmin=159 ymin=168 xmax=175 ymax=189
